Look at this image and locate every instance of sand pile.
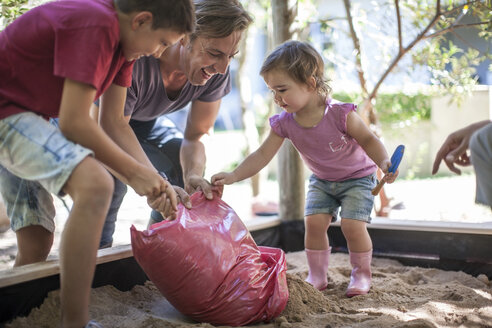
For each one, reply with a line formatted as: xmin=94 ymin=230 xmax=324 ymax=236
xmin=5 ymin=251 xmax=492 ymax=328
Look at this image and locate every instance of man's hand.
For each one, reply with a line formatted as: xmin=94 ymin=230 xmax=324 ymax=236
xmin=185 ymin=174 xmax=223 ymax=200
xmin=431 ymin=122 xmax=488 ymax=175
xmin=174 ymin=185 xmax=192 ymax=209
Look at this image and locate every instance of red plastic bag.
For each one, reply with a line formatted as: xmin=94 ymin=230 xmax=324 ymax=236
xmin=130 ymin=192 xmax=289 ymax=326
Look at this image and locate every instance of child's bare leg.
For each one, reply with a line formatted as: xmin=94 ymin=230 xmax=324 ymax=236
xmin=340 ymin=218 xmax=372 ymax=252
xmin=59 ymin=157 xmax=113 ymax=328
xmin=304 ymin=214 xmax=332 ymax=290
xmin=15 ymin=225 xmax=53 ymax=266
xmin=304 ymin=213 xmax=331 ymax=250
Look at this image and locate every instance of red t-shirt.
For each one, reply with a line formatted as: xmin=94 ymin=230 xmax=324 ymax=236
xmin=0 ymin=0 xmax=134 ymax=120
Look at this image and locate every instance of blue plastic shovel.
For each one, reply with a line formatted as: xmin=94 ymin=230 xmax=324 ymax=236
xmin=371 ymin=145 xmax=405 ymax=196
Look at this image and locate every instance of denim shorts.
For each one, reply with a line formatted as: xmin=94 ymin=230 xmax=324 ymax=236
xmin=305 ymin=173 xmax=377 ymax=223
xmin=0 ymin=112 xmax=93 ymax=232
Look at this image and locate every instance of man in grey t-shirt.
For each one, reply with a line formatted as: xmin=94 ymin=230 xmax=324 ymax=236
xmin=92 ymin=0 xmax=253 ymax=247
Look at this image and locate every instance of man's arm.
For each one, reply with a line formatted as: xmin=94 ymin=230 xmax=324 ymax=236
xmin=181 ymin=99 xmax=221 ymax=199
xmin=97 ymin=84 xmax=155 ymax=169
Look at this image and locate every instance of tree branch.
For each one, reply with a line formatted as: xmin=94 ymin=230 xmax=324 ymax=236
xmin=439 ymin=0 xmax=485 ymax=18
xmin=343 ymin=0 xmax=368 ymax=97
xmin=368 ymin=0 xmax=441 ymax=101
xmin=394 ymin=0 xmax=403 ymax=52
xmin=449 ymin=28 xmax=492 ymax=59
xmin=423 ymin=21 xmax=491 ymax=39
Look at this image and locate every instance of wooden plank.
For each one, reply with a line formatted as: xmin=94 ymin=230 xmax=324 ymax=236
xmin=331 ymin=217 xmax=492 ymax=235
xmin=0 ymin=244 xmax=133 ymax=288
xmin=246 ymin=215 xmax=282 ymax=231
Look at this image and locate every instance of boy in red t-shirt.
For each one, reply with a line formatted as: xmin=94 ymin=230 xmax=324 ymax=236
xmin=0 ymin=0 xmax=194 ymax=327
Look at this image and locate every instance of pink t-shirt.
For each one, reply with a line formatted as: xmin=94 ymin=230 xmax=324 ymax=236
xmin=0 ymin=0 xmax=134 ymax=120
xmin=269 ymin=99 xmax=377 ymax=181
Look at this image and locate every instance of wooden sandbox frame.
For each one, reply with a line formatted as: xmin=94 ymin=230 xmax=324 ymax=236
xmin=1 ymin=218 xmax=491 ymax=325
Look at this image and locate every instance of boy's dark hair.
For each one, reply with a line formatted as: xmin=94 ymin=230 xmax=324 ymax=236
xmin=260 ymin=40 xmax=332 ymax=99
xmin=115 ymin=0 xmax=195 ymax=34
xmin=190 ymin=0 xmax=253 ymax=41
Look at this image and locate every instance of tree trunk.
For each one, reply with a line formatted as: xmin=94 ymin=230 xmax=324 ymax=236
xmin=271 ymin=0 xmax=304 ymax=221
xmin=236 ymin=24 xmax=261 ymax=197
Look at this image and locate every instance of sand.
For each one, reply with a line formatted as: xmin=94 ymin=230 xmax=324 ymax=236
xmin=5 ymin=251 xmax=492 ymax=328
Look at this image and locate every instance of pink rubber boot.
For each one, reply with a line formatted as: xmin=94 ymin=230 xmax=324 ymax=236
xmin=305 ymin=247 xmax=331 ymax=290
xmin=346 ymin=249 xmax=372 ymax=297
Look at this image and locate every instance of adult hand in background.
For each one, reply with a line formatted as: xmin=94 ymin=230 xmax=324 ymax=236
xmin=432 ymin=121 xmax=491 ymax=175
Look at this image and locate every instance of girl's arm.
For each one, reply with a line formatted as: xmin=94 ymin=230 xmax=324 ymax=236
xmin=346 ymin=111 xmax=391 ymax=173
xmin=212 ymin=129 xmax=284 ymax=185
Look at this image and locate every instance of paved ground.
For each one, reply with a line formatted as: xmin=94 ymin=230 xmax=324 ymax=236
xmin=0 ymin=174 xmax=491 ymax=270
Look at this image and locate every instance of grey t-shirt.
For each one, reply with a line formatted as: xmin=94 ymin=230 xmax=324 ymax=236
xmin=470 ymin=123 xmax=492 ymax=207
xmin=125 ymin=56 xmax=231 ymax=121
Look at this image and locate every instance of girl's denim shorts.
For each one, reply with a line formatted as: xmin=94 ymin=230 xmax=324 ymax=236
xmin=305 ymin=173 xmax=377 ymax=223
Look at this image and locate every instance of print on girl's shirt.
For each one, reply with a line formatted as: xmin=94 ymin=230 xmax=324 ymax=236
xmin=329 ymin=135 xmax=348 ymax=152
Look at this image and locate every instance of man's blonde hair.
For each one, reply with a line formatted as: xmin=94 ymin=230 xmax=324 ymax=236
xmin=190 ymin=0 xmax=252 ymax=41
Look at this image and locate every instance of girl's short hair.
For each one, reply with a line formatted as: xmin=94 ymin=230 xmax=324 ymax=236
xmin=190 ymin=0 xmax=253 ymax=41
xmin=115 ymin=0 xmax=195 ymax=34
xmin=260 ymin=40 xmax=331 ymax=99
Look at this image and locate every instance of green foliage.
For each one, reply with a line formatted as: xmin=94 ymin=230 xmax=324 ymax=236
xmin=404 ymin=1 xmax=491 ymax=94
xmin=333 ymin=91 xmax=431 ymax=124
xmin=0 ymin=0 xmax=29 ymax=30
xmin=313 ymin=0 xmax=491 ymax=111
xmin=413 ymin=40 xmax=483 ymax=105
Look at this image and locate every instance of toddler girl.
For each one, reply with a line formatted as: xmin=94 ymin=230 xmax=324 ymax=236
xmin=211 ymin=40 xmax=398 ymax=297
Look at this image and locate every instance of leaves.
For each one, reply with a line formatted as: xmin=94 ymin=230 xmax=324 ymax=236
xmin=333 ymin=91 xmax=431 ymax=124
xmin=0 ymin=0 xmax=29 ymax=30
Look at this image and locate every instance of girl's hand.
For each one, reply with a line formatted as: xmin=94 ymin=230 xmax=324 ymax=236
xmin=380 ymin=159 xmax=399 ymax=184
xmin=379 ymin=158 xmax=392 ymax=173
xmin=382 ymin=169 xmax=399 ymax=184
xmin=211 ymin=172 xmax=236 ymax=186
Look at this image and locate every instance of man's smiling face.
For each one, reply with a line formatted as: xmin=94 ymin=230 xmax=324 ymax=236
xmin=181 ymin=31 xmax=242 ymax=86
